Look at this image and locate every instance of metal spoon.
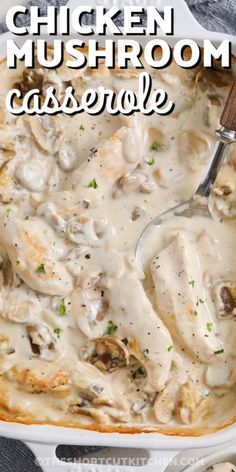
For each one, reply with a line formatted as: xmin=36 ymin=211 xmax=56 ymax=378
xmin=136 ymin=79 xmax=236 ymax=263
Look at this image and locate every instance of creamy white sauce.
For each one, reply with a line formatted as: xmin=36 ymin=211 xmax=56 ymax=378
xmin=0 ymin=57 xmax=235 ymax=431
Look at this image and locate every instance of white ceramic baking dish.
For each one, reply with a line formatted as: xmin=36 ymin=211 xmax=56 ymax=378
xmin=0 ymin=0 xmax=235 ymax=470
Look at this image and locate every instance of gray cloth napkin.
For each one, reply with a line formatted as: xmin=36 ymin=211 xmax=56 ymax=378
xmin=0 ymin=0 xmax=235 ymax=470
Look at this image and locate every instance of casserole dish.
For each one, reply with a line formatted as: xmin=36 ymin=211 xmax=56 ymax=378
xmin=0 ymin=0 xmax=236 ymax=470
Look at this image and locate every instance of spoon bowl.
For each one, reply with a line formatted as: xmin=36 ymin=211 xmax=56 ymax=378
xmin=136 ymin=80 xmax=236 ymax=265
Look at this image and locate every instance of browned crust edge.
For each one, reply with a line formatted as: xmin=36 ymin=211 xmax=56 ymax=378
xmin=0 ymin=411 xmax=235 ymax=437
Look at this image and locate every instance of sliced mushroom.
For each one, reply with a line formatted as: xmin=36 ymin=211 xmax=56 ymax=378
xmin=24 ymin=115 xmax=61 ymax=155
xmin=153 ymin=166 xmax=184 ymax=189
xmin=178 ymin=129 xmax=211 ymax=171
xmin=153 ymin=377 xmax=184 ymax=424
xmin=84 ymin=336 xmax=130 ymax=373
xmin=15 ymin=159 xmax=54 ymax=193
xmin=68 ymin=404 xmax=109 ymax=423
xmin=36 ymin=201 xmax=66 ymax=234
xmin=196 ymin=67 xmax=233 ymax=91
xmin=27 ymin=323 xmax=60 ymax=361
xmin=57 ymin=140 xmax=78 ymax=171
xmin=213 ymin=282 xmax=236 ymax=318
xmin=67 ymin=217 xmax=115 ymax=247
xmin=213 ymin=166 xmax=236 ymax=197
xmin=118 ymin=171 xmax=156 ymax=195
xmin=211 ymin=166 xmax=236 ymax=220
xmin=13 ymin=69 xmax=44 ymax=96
xmin=175 ymin=380 xmax=212 ymax=425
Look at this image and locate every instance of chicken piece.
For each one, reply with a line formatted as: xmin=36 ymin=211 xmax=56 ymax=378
xmin=6 ymin=362 xmax=70 ymax=393
xmin=71 ymin=115 xmax=149 ymax=208
xmin=107 ymin=276 xmax=173 ymax=393
xmin=0 ymin=257 xmax=41 ymax=323
xmin=0 ymin=216 xmax=73 ymax=296
xmin=34 ymin=116 xmax=149 ymax=222
xmin=0 ymin=160 xmax=22 ymax=203
xmin=151 ymin=232 xmax=223 ymax=364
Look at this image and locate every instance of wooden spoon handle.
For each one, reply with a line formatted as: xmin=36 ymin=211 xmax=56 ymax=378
xmin=220 ymin=79 xmax=236 ymax=131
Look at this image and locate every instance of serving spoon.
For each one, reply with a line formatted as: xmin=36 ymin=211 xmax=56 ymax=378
xmin=136 ymin=79 xmax=236 ymax=263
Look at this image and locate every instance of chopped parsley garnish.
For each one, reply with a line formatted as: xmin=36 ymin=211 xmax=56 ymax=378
xmin=54 ymin=328 xmax=61 ymax=339
xmin=132 ymin=366 xmax=145 ymax=379
xmin=207 ymin=322 xmax=213 ymax=332
xmin=58 ymin=299 xmax=67 ymax=316
xmin=36 ymin=263 xmax=46 ymax=274
xmin=167 ymin=345 xmax=173 ymax=352
xmin=16 ymin=260 xmax=20 ymax=265
xmin=193 ymin=310 xmax=198 ymax=316
xmin=88 ymin=178 xmax=98 ymax=189
xmin=189 ymin=280 xmax=195 ymax=288
xmin=80 ymin=124 xmax=85 ymax=130
xmin=106 ymin=320 xmax=117 ymax=335
xmin=146 ymin=158 xmax=155 ymax=166
xmin=196 ymin=297 xmax=204 ymax=306
xmin=214 ymin=349 xmax=224 ymax=355
xmin=24 ymin=215 xmax=29 ymax=220
xmin=151 ymin=142 xmax=161 ymax=151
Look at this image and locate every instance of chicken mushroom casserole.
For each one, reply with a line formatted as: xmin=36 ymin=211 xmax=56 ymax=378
xmin=0 ymin=51 xmax=236 ymax=435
